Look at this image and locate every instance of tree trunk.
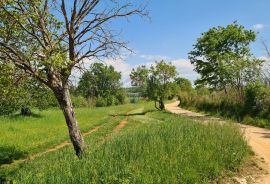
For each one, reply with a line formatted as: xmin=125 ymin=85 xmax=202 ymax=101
xmin=54 ymin=86 xmax=85 ymax=158
xmin=21 ymin=107 xmax=32 ymax=116
xmin=159 ymin=99 xmax=165 ymax=110
xmin=154 ymin=100 xmax=160 ymax=110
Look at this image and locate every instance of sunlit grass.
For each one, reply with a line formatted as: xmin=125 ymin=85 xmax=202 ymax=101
xmin=0 ymin=103 xmax=149 ymax=165
xmin=1 ymin=108 xmax=250 ymax=183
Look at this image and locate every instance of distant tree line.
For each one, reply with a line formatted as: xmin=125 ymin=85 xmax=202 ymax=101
xmin=0 ymin=62 xmax=126 ymax=115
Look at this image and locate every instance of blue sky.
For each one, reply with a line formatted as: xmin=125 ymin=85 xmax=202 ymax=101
xmin=101 ymin=0 xmax=270 ymax=86
xmin=73 ymin=0 xmax=270 ymax=86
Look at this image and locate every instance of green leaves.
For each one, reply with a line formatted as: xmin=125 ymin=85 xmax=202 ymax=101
xmin=189 ymin=22 xmax=261 ymax=91
xmin=76 ymin=63 xmax=125 ymax=106
xmin=131 ymin=60 xmax=178 ymax=105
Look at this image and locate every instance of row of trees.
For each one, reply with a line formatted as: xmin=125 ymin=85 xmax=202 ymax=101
xmin=0 ymin=62 xmax=126 ymax=115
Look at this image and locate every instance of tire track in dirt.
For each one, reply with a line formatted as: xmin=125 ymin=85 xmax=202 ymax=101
xmin=165 ymin=101 xmax=270 ymax=184
xmin=113 ymin=116 xmax=129 ymax=133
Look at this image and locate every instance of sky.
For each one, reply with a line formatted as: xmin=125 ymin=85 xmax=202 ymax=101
xmin=80 ymin=0 xmax=270 ymax=86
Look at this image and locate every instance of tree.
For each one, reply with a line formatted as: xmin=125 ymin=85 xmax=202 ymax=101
xmin=189 ymin=22 xmax=263 ymax=98
xmin=131 ymin=60 xmax=178 ymax=110
xmin=0 ymin=0 xmax=145 ymax=157
xmin=130 ymin=65 xmax=149 ymax=97
xmin=175 ymin=77 xmax=193 ymax=92
xmin=77 ymin=62 xmax=125 ymax=106
xmin=175 ymin=77 xmax=194 ymax=104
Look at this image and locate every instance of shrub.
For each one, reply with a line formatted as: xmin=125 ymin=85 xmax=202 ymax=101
xmin=71 ymin=95 xmax=88 ymax=108
xmin=130 ymin=97 xmax=140 ymax=104
xmin=96 ymin=97 xmax=108 ymax=107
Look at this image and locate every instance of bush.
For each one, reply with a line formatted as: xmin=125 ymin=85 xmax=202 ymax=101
xmin=71 ymin=95 xmax=88 ymax=108
xmin=244 ymin=82 xmax=270 ymax=116
xmin=130 ymin=97 xmax=140 ymax=104
xmin=242 ymin=115 xmax=255 ymax=125
xmin=106 ymin=96 xmax=117 ymax=106
xmin=96 ymin=97 xmax=108 ymax=107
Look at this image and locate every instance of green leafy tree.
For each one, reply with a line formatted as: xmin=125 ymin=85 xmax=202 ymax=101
xmin=175 ymin=77 xmax=194 ymax=104
xmin=189 ymin=22 xmax=263 ymax=98
xmin=0 ymin=0 xmax=145 ymax=157
xmin=175 ymin=77 xmax=193 ymax=92
xmin=131 ymin=60 xmax=177 ymax=110
xmin=77 ymin=63 xmax=125 ymax=106
xmin=130 ymin=65 xmax=149 ymax=96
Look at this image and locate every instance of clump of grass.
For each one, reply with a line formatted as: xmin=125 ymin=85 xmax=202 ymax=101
xmin=1 ymin=111 xmax=250 ymax=184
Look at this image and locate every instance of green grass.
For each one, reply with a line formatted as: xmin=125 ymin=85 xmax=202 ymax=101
xmin=0 ymin=103 xmax=151 ymax=165
xmin=0 ymin=106 xmax=250 ymax=184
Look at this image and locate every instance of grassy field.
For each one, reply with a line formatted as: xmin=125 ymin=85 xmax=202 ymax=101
xmin=0 ymin=103 xmax=151 ymax=165
xmin=0 ymin=102 xmax=250 ymax=183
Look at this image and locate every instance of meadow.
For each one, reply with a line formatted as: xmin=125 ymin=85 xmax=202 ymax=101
xmin=0 ymin=102 xmax=250 ymax=183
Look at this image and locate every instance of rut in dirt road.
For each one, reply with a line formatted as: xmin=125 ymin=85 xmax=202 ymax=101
xmin=165 ymin=101 xmax=270 ymax=184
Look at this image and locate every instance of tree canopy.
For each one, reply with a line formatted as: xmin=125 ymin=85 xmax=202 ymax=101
xmin=77 ymin=63 xmax=125 ymax=106
xmin=131 ymin=60 xmax=178 ymax=110
xmin=189 ymin=22 xmax=263 ymax=96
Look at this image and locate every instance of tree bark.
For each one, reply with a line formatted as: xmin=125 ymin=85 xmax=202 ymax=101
xmin=21 ymin=107 xmax=32 ymax=116
xmin=54 ymin=86 xmax=85 ymax=158
xmin=154 ymin=100 xmax=160 ymax=110
xmin=159 ymin=99 xmax=165 ymax=110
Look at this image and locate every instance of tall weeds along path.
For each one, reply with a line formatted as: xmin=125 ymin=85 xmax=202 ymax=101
xmin=165 ymin=101 xmax=270 ymax=184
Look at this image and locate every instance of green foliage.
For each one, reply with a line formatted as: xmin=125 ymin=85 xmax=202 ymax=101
xmin=175 ymin=77 xmax=193 ymax=92
xmin=189 ymin=22 xmax=263 ymax=92
xmin=77 ymin=63 xmax=126 ymax=107
xmin=131 ymin=60 xmax=178 ymax=110
xmin=130 ymin=65 xmax=149 ymax=96
xmin=0 ymin=110 xmax=250 ymax=183
xmin=182 ymin=82 xmax=270 ymax=128
xmin=70 ymin=95 xmax=89 ymax=108
xmin=244 ymin=81 xmax=270 ymax=116
xmin=0 ymin=64 xmax=57 ymax=115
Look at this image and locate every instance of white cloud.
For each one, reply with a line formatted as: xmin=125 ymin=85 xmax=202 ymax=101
xmin=253 ymin=24 xmax=267 ymax=31
xmin=258 ymin=56 xmax=270 ymax=62
xmin=102 ymin=58 xmax=133 ymax=86
xmin=139 ymin=54 xmax=171 ymax=61
xmin=170 ymin=59 xmax=198 ymax=82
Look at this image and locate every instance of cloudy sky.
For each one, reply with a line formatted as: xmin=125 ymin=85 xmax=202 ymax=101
xmin=74 ymin=0 xmax=270 ymax=86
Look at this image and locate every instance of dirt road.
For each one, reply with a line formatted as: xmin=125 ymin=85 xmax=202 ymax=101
xmin=165 ymin=101 xmax=270 ymax=184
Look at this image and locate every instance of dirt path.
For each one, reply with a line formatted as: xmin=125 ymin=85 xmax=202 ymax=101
xmin=165 ymin=101 xmax=270 ymax=184
xmin=113 ymin=117 xmax=128 ymax=133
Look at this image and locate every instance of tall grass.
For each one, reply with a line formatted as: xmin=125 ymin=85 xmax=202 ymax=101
xmin=180 ymin=91 xmax=270 ymax=128
xmin=1 ymin=110 xmax=250 ymax=183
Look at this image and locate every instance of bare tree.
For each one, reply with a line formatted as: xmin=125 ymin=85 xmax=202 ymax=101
xmin=0 ymin=0 xmax=146 ymax=158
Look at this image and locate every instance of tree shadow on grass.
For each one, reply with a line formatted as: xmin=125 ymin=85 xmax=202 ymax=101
xmin=110 ymin=110 xmax=157 ymax=117
xmin=4 ymin=113 xmax=43 ymax=121
xmin=0 ymin=145 xmax=28 ymax=165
